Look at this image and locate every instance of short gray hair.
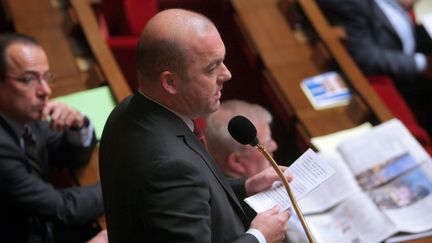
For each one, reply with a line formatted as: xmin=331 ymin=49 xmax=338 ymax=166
xmin=204 ymin=99 xmax=272 ymax=165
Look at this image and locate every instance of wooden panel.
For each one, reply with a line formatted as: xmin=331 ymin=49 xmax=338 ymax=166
xmin=70 ymin=0 xmax=131 ymax=102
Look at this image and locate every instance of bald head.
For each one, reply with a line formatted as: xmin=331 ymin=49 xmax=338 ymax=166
xmin=145 ymin=9 xmax=215 ymax=40
xmin=136 ymin=9 xmax=216 ymax=84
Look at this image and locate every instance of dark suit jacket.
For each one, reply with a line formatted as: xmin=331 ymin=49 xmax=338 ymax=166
xmin=100 ymin=93 xmax=258 ymax=243
xmin=0 ymin=113 xmax=103 ymax=243
xmin=317 ymin=0 xmax=432 ymax=83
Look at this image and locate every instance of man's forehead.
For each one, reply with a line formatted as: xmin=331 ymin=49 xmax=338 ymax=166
xmin=6 ymin=43 xmax=48 ymax=71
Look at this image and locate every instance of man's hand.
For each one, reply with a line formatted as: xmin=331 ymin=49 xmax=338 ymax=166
xmin=42 ymin=101 xmax=86 ymax=131
xmin=251 ymin=206 xmax=291 ymax=243
xmin=244 ymin=166 xmax=293 ymax=196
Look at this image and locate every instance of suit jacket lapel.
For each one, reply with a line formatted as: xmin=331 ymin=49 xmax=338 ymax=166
xmin=184 ymin=133 xmax=247 ymax=212
xmin=0 ymin=113 xmax=22 ymax=148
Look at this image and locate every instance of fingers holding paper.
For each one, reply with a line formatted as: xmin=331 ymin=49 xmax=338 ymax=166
xmin=245 ymin=166 xmax=293 ymax=196
xmin=251 ymin=206 xmax=291 ymax=243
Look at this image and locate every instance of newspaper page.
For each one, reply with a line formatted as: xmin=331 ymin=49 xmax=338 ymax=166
xmin=244 ymin=149 xmax=335 ymax=213
xmin=386 ymin=230 xmax=432 ymax=243
xmin=302 ymin=119 xmax=432 ymax=242
xmin=368 ymin=162 xmax=432 ymax=233
xmin=306 ymin=192 xmax=398 ymax=243
xmin=299 ymin=151 xmax=361 ymax=214
xmin=337 ymin=119 xmax=429 ymax=189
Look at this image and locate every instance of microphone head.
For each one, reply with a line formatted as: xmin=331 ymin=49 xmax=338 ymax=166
xmin=228 ymin=115 xmax=259 ymax=146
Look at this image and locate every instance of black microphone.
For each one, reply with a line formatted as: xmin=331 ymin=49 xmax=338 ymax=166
xmin=227 ymin=115 xmax=315 ymax=243
xmin=228 ymin=115 xmax=259 ymax=146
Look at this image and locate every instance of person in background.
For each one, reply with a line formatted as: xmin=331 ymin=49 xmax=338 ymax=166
xmin=317 ymin=0 xmax=431 ymax=83
xmin=317 ymin=0 xmax=432 ymax=134
xmin=204 ymin=99 xmax=309 ymax=243
xmin=0 ymin=33 xmax=106 ymax=243
xmin=100 ymin=8 xmax=292 ymax=243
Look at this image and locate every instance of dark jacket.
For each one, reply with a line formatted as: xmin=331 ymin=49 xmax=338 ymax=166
xmin=100 ymin=93 xmax=258 ymax=243
xmin=317 ymin=0 xmax=432 ymax=83
xmin=0 ymin=113 xmax=103 ymax=243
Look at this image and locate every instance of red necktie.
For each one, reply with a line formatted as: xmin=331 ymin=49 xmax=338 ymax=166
xmin=193 ymin=119 xmax=208 ymax=150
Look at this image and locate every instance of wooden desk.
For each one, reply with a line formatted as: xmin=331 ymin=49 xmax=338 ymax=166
xmin=295 ymin=0 xmax=391 ymax=123
xmin=69 ymin=0 xmax=131 ymax=102
xmin=231 ymin=0 xmax=392 ymax=139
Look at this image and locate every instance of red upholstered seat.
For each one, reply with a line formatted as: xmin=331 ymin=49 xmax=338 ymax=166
xmin=102 ymin=0 xmax=158 ymax=36
xmin=367 ymin=75 xmax=432 ymax=154
xmin=101 ymin=0 xmax=158 ymax=90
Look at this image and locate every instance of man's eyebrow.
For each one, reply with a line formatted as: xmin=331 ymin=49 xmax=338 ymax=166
xmin=21 ymin=71 xmax=39 ymax=75
xmin=206 ymin=58 xmax=224 ymax=69
xmin=21 ymin=70 xmax=49 ymax=76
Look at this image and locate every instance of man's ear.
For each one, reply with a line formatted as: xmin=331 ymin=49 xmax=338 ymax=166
xmin=160 ymin=71 xmax=177 ymax=94
xmin=227 ymin=151 xmax=246 ymax=175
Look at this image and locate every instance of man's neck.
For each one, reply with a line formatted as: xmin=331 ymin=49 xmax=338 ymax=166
xmin=138 ymin=88 xmax=194 ymax=130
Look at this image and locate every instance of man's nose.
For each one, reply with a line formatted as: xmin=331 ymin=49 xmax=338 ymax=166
xmin=37 ymin=80 xmax=52 ymax=97
xmin=220 ymin=62 xmax=232 ymax=82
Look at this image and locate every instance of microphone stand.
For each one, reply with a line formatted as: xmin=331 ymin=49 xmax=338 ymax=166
xmin=255 ymin=143 xmax=315 ymax=243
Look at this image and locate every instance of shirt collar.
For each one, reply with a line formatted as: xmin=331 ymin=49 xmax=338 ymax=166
xmin=138 ymin=89 xmax=194 ymax=131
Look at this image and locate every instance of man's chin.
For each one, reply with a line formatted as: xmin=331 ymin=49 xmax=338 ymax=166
xmin=208 ymin=104 xmax=220 ymax=114
xmin=32 ymin=112 xmax=45 ymax=121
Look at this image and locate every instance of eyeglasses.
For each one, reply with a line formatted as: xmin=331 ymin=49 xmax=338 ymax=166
xmin=6 ymin=72 xmax=55 ymax=87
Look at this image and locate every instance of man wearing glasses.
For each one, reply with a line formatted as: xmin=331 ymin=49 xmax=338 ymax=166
xmin=0 ymin=33 xmax=106 ymax=243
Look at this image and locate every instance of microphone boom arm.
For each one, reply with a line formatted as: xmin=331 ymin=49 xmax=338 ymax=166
xmin=255 ymin=143 xmax=315 ymax=243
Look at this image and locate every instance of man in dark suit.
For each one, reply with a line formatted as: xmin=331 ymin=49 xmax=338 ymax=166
xmin=317 ymin=0 xmax=432 ymax=83
xmin=100 ymin=9 xmax=291 ymax=243
xmin=0 ymin=33 xmax=106 ymax=243
xmin=317 ymin=0 xmax=432 ymax=135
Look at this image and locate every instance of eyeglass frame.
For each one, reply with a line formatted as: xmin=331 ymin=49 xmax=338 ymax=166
xmin=5 ymin=71 xmax=56 ymax=87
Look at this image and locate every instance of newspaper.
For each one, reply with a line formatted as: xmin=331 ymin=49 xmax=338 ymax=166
xmin=306 ymin=192 xmax=397 ymax=243
xmin=300 ymin=119 xmax=432 ymax=243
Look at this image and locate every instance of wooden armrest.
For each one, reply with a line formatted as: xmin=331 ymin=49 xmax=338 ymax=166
xmin=331 ymin=26 xmax=346 ymax=40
